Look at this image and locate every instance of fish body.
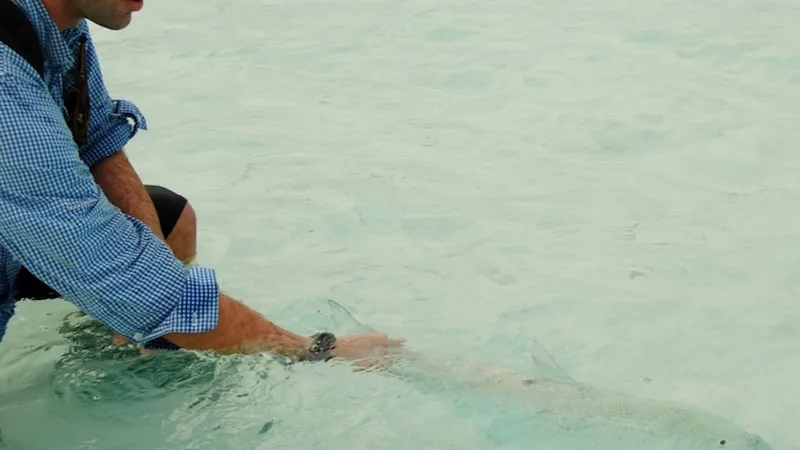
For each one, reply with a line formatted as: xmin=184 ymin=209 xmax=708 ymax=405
xmin=322 ymin=299 xmax=774 ymax=450
xmin=387 ymin=349 xmax=772 ymax=450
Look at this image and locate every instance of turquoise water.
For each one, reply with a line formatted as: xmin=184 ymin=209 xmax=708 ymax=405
xmin=1 ymin=0 xmax=799 ymax=448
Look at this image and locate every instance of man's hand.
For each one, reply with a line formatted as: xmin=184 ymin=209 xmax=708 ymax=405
xmin=331 ymin=333 xmax=405 ymax=359
xmin=334 ymin=334 xmax=407 ymax=372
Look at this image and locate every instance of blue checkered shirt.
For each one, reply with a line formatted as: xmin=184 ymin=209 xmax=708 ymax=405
xmin=0 ymin=0 xmax=220 ymax=344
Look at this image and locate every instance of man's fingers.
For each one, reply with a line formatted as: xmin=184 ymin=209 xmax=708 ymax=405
xmin=386 ymin=337 xmax=405 ymax=347
xmin=369 ymin=333 xmax=405 ymax=347
xmin=350 ymin=352 xmax=404 ymax=373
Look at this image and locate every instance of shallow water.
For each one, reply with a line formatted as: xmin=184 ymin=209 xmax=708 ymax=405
xmin=1 ymin=0 xmax=798 ymax=448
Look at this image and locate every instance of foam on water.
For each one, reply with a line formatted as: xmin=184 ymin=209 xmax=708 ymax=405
xmin=0 ymin=0 xmax=798 ymax=448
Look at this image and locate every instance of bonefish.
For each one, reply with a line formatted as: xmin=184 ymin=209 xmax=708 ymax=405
xmin=321 ymin=300 xmax=773 ymax=450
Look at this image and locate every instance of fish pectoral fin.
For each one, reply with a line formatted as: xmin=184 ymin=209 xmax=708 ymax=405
xmin=530 ymin=340 xmax=574 ymax=382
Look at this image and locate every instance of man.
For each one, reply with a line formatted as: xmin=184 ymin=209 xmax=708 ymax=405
xmin=0 ymin=0 xmax=403 ymax=361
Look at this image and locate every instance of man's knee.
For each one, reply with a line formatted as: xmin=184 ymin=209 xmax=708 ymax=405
xmin=145 ymin=184 xmax=197 ymax=265
xmin=167 ymin=200 xmax=197 ymax=265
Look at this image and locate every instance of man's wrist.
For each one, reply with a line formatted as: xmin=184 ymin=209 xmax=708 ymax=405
xmin=298 ymin=332 xmax=337 ymax=362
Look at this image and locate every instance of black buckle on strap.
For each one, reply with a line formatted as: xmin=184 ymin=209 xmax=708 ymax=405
xmin=63 ymin=34 xmax=90 ymax=147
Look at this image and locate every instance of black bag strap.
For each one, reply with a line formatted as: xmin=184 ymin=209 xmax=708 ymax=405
xmin=0 ymin=0 xmax=90 ymax=146
xmin=0 ymin=0 xmax=45 ymax=78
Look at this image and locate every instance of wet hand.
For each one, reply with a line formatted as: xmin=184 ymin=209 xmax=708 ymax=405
xmin=329 ymin=333 xmax=405 ymax=360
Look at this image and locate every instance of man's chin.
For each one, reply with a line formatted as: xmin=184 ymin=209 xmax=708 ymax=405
xmin=90 ymin=14 xmax=133 ymax=31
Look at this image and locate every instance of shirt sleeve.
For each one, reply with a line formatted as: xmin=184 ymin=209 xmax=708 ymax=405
xmin=76 ymin=24 xmax=148 ymax=168
xmin=0 ymin=74 xmax=219 ymax=345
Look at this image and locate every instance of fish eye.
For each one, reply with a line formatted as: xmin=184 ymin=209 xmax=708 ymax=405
xmin=719 ymin=440 xmax=727 ymax=446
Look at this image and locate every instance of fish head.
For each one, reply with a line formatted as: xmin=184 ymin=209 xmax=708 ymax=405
xmin=719 ymin=433 xmax=773 ymax=450
xmin=688 ymin=430 xmax=773 ymax=450
xmin=675 ymin=407 xmax=773 ymax=450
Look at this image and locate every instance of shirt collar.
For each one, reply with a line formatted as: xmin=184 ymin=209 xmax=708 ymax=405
xmin=11 ymin=0 xmax=80 ymax=74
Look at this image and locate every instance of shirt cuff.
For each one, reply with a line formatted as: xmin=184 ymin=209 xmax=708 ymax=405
xmin=81 ymin=99 xmax=148 ymax=167
xmin=135 ymin=266 xmax=220 ymax=344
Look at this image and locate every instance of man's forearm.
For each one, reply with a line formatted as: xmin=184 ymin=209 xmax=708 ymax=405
xmin=164 ymin=293 xmax=313 ymax=357
xmin=87 ymin=152 xmax=309 ymax=356
xmin=91 ymin=150 xmax=165 ymax=241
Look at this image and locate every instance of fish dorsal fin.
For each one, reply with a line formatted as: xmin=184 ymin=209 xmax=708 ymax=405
xmin=323 ymin=299 xmax=379 ymax=334
xmin=530 ymin=340 xmax=574 ymax=382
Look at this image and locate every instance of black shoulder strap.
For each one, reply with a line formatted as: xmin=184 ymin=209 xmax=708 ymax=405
xmin=0 ymin=0 xmax=45 ymax=77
